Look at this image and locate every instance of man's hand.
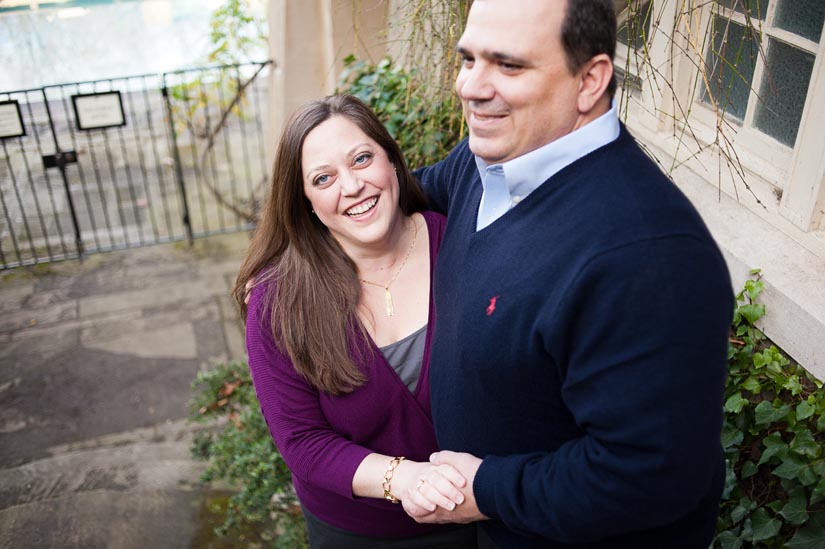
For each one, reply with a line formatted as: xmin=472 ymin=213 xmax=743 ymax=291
xmin=402 ymin=451 xmax=488 ymax=524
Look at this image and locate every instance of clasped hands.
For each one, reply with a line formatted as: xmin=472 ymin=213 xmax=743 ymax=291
xmin=399 ymin=451 xmax=487 ymax=524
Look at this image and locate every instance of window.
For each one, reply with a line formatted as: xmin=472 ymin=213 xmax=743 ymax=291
xmin=701 ymin=0 xmax=824 ymax=148
xmin=615 ymin=0 xmax=825 ymax=231
xmin=615 ymin=0 xmax=653 ymax=91
xmin=618 ymin=0 xmax=653 ymax=51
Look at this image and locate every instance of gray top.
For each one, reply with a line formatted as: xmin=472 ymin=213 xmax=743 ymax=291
xmin=379 ymin=324 xmax=427 ymax=392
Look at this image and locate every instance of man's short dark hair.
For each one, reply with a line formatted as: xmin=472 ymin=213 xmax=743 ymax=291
xmin=561 ymin=0 xmax=617 ymax=96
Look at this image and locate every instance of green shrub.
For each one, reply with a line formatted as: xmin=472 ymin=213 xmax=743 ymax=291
xmin=188 ymin=362 xmax=307 ymax=548
xmin=336 ymin=55 xmax=465 ymax=170
xmin=715 ymin=270 xmax=825 ymax=548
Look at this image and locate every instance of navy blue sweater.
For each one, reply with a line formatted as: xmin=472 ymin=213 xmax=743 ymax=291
xmin=418 ymin=126 xmax=733 ymax=548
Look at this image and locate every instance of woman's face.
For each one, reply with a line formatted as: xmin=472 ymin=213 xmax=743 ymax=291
xmin=301 ymin=115 xmax=401 ymax=254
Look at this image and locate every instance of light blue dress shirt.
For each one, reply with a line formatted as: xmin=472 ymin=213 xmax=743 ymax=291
xmin=475 ymin=101 xmax=621 ymax=231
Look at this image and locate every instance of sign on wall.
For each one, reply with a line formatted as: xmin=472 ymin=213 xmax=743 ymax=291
xmin=71 ymin=91 xmax=126 ymax=130
xmin=0 ymin=100 xmax=25 ymax=139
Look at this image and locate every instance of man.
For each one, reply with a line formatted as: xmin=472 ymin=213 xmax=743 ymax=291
xmin=407 ymin=0 xmax=733 ymax=547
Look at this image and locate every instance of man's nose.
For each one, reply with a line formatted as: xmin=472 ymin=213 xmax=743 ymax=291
xmin=456 ymin=64 xmax=494 ymax=102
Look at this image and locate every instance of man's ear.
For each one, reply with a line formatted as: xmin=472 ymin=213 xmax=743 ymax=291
xmin=577 ymin=53 xmax=613 ymax=114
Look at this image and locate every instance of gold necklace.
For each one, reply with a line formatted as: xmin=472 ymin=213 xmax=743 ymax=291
xmin=360 ymin=219 xmax=418 ymax=317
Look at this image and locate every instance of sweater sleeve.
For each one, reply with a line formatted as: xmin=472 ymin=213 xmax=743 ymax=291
xmin=414 ymin=139 xmax=472 ymax=215
xmin=472 ymin=235 xmax=732 ymax=542
xmin=245 ymin=284 xmax=372 ymax=499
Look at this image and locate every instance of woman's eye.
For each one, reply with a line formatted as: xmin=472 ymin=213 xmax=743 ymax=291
xmin=354 ymin=152 xmax=372 ymax=165
xmin=314 ymin=174 xmax=330 ymax=185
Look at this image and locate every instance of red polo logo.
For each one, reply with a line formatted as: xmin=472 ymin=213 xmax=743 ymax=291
xmin=486 ymin=295 xmax=500 ymax=316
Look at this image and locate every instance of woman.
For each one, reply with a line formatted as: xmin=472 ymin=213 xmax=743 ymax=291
xmin=235 ymin=95 xmax=475 ymax=547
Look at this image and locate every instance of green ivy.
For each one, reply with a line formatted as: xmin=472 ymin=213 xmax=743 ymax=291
xmin=336 ymin=55 xmax=465 ymax=171
xmin=715 ymin=270 xmax=825 ymax=548
xmin=188 ymin=362 xmax=308 ymax=548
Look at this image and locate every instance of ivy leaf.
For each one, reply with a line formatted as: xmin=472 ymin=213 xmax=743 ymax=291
xmin=796 ymin=400 xmax=815 ymax=421
xmin=739 ymin=304 xmax=765 ymax=325
xmin=798 ymin=464 xmax=819 ymax=487
xmin=818 ymin=414 xmax=825 ymax=433
xmin=780 ymin=487 xmax=810 ymax=526
xmin=766 ymin=358 xmax=785 ymax=377
xmin=790 ymin=429 xmax=821 ymax=459
xmin=788 ymin=511 xmax=825 ymax=549
xmin=741 ymin=376 xmax=762 ymax=394
xmin=753 ymin=352 xmax=767 ymax=368
xmin=755 ymin=401 xmax=791 ymax=426
xmin=715 ymin=530 xmax=743 ymax=549
xmin=784 ymin=375 xmax=803 ymax=395
xmin=764 ymin=431 xmax=787 ymax=448
xmin=722 ymin=459 xmax=738 ymax=500
xmin=722 ymin=422 xmax=744 ymax=450
xmin=750 ymin=508 xmax=782 ymax=542
xmin=725 ymin=392 xmax=748 ymax=414
xmin=745 ymin=278 xmax=763 ymax=300
xmin=811 ymin=477 xmax=825 ymax=504
xmin=741 ymin=461 xmax=758 ymax=479
xmin=740 ymin=518 xmax=753 ymax=542
xmin=758 ymin=432 xmax=789 ymax=466
xmin=774 ymin=455 xmax=808 ymax=481
xmin=731 ymin=497 xmax=756 ymax=524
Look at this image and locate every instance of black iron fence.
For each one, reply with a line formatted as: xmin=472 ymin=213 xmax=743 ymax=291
xmin=0 ymin=60 xmax=271 ymax=269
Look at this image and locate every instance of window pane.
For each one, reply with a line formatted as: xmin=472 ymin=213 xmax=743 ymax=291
xmin=754 ymin=39 xmax=815 ymax=147
xmin=774 ymin=0 xmax=825 ymax=43
xmin=717 ymin=0 xmax=769 ymax=21
xmin=618 ymin=1 xmax=652 ymax=50
xmin=702 ymin=17 xmax=760 ymax=121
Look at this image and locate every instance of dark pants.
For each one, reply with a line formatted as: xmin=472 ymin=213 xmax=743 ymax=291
xmin=476 ymin=523 xmax=499 ymax=548
xmin=303 ymin=507 xmax=478 ymax=549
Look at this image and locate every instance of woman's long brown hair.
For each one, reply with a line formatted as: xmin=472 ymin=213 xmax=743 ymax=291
xmin=234 ymin=95 xmax=428 ymax=395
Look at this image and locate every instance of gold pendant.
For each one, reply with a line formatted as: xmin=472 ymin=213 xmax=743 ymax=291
xmin=384 ymin=289 xmax=394 ymax=316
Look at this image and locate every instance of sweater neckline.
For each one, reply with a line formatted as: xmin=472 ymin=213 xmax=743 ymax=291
xmin=470 ymin=126 xmax=631 ymax=237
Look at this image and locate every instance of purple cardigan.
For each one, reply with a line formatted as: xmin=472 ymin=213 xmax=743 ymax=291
xmin=245 ymin=211 xmax=447 ymax=538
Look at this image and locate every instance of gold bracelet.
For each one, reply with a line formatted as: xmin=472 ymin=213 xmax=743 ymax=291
xmin=382 ymin=456 xmax=406 ymax=503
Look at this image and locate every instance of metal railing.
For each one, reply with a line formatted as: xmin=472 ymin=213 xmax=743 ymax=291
xmin=0 ymin=60 xmax=272 ymax=269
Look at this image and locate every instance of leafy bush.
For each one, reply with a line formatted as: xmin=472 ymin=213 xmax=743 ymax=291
xmin=336 ymin=55 xmax=465 ymax=170
xmin=189 ymin=362 xmax=307 ymax=548
xmin=715 ymin=271 xmax=825 ymax=548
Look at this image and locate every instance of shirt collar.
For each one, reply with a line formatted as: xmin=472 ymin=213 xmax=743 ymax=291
xmin=474 ymin=101 xmax=620 ymax=201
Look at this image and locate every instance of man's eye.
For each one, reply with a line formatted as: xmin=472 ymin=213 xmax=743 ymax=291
xmin=501 ymin=62 xmax=521 ymax=71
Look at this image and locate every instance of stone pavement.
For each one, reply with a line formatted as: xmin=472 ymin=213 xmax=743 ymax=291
xmin=0 ymin=232 xmax=252 ymax=548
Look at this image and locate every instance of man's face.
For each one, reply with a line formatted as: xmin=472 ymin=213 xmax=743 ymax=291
xmin=455 ymin=0 xmax=582 ymax=164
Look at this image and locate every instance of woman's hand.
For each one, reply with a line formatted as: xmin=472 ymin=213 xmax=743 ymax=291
xmin=403 ymin=451 xmax=486 ymax=524
xmin=394 ymin=460 xmax=466 ymax=514
xmin=352 ymin=453 xmax=466 ymax=513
